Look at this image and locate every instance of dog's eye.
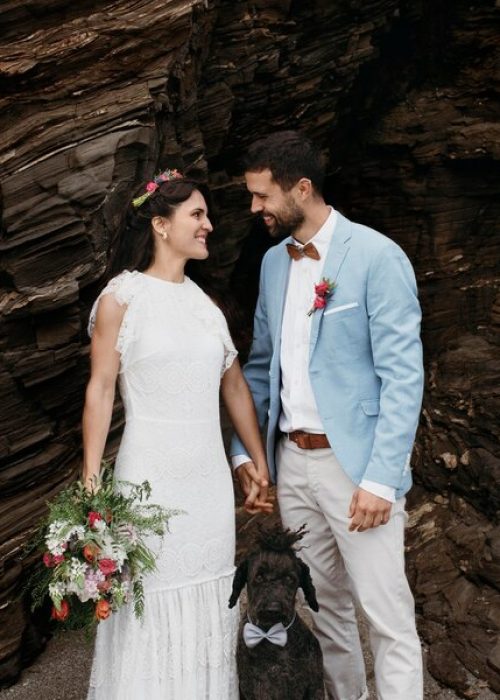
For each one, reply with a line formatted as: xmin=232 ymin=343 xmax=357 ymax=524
xmin=254 ymin=573 xmax=264 ymax=583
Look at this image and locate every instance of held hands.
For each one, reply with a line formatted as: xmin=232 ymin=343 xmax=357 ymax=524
xmin=348 ymin=488 xmax=392 ymax=532
xmin=236 ymin=461 xmax=274 ymax=515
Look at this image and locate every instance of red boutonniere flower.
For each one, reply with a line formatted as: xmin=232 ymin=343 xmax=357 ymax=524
xmin=307 ymin=278 xmax=336 ymax=316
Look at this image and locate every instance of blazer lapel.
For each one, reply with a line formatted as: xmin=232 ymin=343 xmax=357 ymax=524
xmin=271 ymin=238 xmax=293 ymax=347
xmin=309 ymin=212 xmax=352 ymax=358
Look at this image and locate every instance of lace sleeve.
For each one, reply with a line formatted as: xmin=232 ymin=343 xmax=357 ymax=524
xmin=87 ymin=270 xmax=140 ymax=360
xmin=218 ymin=311 xmax=238 ymax=376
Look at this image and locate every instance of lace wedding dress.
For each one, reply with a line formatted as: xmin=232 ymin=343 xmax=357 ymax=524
xmin=86 ymin=270 xmax=239 ymax=699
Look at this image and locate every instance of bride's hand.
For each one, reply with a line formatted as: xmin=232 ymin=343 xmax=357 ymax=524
xmin=236 ymin=461 xmax=274 ymax=514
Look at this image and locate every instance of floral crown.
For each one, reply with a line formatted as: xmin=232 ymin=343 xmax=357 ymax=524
xmin=132 ymin=168 xmax=184 ymax=208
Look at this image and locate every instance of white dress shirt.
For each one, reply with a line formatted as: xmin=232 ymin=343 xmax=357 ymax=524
xmin=233 ymin=207 xmax=395 ymax=503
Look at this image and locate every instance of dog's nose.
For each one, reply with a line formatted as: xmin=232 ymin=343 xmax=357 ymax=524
xmin=263 ymin=601 xmax=282 ymax=613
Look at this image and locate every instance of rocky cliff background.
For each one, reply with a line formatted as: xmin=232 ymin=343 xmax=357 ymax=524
xmin=0 ymin=0 xmax=499 ymax=695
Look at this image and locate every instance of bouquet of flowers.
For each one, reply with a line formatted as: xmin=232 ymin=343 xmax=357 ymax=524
xmin=28 ymin=464 xmax=180 ymax=631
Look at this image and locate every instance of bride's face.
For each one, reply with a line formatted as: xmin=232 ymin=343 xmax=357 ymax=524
xmin=154 ymin=190 xmax=213 ymax=261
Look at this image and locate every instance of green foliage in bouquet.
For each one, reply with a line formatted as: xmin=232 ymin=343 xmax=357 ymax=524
xmin=28 ymin=463 xmax=181 ymax=633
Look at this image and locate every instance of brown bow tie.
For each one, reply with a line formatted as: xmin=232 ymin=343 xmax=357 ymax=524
xmin=286 ymin=242 xmax=320 ymax=261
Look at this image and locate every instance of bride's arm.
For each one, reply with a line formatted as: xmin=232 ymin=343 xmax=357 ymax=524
xmin=82 ymin=295 xmax=124 ymax=490
xmin=221 ymin=359 xmax=273 ymax=514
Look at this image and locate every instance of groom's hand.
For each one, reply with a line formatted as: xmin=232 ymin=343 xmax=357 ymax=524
xmin=236 ymin=461 xmax=274 ymax=514
xmin=348 ymin=488 xmax=392 ymax=532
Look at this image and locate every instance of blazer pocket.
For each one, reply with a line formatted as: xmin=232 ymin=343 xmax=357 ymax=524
xmin=360 ymin=399 xmax=380 ymax=416
xmin=324 ymin=302 xmax=359 ymax=316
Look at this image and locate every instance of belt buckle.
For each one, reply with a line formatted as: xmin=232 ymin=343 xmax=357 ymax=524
xmin=294 ymin=431 xmax=309 ymax=449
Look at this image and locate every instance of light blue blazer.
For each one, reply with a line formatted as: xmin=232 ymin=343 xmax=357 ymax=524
xmin=230 ymin=212 xmax=424 ymax=499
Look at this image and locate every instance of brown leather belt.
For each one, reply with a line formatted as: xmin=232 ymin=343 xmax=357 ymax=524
xmin=287 ymin=431 xmax=330 ymax=450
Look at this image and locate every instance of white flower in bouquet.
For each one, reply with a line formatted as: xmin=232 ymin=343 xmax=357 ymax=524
xmin=67 ymin=524 xmax=86 ymax=541
xmin=46 ymin=519 xmax=71 ymax=555
xmin=28 ymin=464 xmax=182 ymax=629
xmin=117 ymin=523 xmax=139 ymax=545
xmin=48 ymin=581 xmax=66 ymax=605
xmin=99 ymin=533 xmax=127 ymax=569
xmin=111 ymin=580 xmax=130 ymax=607
xmin=92 ymin=518 xmax=107 ymax=533
xmin=69 ymin=558 xmax=87 ymax=584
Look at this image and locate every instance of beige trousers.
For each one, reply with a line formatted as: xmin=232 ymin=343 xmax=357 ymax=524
xmin=276 ymin=437 xmax=423 ymax=700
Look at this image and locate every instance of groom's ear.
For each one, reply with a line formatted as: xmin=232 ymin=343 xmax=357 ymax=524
xmin=228 ymin=559 xmax=248 ymax=608
xmin=295 ymin=177 xmax=313 ymax=201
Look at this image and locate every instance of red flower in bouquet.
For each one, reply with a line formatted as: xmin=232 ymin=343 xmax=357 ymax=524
xmin=83 ymin=543 xmax=101 ymax=563
xmin=98 ymin=559 xmax=117 ymax=576
xmin=51 ymin=600 xmax=70 ymax=621
xmin=88 ymin=511 xmax=103 ymax=528
xmin=307 ymin=277 xmax=336 ymax=316
xmin=95 ymin=599 xmax=111 ymax=621
xmin=43 ymin=552 xmax=65 ymax=567
xmin=29 ymin=463 xmax=181 ymax=632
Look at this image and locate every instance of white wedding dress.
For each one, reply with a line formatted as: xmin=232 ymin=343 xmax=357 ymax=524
xmin=86 ymin=270 xmax=239 ymax=699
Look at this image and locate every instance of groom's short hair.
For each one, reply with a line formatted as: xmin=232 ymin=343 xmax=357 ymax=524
xmin=244 ymin=131 xmax=325 ymax=194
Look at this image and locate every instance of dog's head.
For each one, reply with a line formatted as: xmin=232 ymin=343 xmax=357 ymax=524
xmin=229 ymin=524 xmax=319 ymax=627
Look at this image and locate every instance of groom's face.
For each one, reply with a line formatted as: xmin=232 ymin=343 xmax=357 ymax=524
xmin=245 ymin=168 xmax=304 ymax=238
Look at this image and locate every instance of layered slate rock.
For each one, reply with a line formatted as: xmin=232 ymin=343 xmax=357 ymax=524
xmin=0 ymin=0 xmax=498 ymax=694
xmin=0 ymin=0 xmax=218 ymax=684
xmin=327 ymin=4 xmax=500 ymax=692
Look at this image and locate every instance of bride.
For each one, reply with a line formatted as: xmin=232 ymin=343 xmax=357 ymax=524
xmin=83 ymin=170 xmax=271 ymax=699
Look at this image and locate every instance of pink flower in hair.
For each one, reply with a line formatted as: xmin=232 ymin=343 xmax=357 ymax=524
xmin=146 ymin=182 xmax=158 ymax=193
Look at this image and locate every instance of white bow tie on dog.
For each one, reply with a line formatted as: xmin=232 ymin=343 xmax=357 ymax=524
xmin=243 ymin=613 xmax=296 ymax=648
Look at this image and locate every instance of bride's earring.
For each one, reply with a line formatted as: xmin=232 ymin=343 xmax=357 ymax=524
xmin=152 ymin=216 xmax=169 ymax=241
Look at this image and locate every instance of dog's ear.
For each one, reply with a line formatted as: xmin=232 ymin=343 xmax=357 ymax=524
xmin=298 ymin=558 xmax=319 ymax=612
xmin=228 ymin=558 xmax=248 ymax=608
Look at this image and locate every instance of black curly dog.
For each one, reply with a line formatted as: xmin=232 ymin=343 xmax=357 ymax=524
xmin=229 ymin=524 xmax=324 ymax=699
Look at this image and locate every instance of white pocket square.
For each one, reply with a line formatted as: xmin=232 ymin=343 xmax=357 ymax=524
xmin=324 ymin=302 xmax=359 ymax=316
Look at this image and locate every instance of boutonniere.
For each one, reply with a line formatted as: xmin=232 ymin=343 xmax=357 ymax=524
xmin=307 ymin=278 xmax=336 ymax=316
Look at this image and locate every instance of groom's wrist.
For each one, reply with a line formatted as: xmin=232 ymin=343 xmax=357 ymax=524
xmin=359 ymin=479 xmax=396 ymax=503
xmin=231 ymin=454 xmax=251 ymax=470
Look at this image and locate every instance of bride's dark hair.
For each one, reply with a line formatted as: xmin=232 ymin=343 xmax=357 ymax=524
xmin=105 ymin=178 xmax=208 ymax=281
xmin=100 ymin=176 xmax=244 ymax=342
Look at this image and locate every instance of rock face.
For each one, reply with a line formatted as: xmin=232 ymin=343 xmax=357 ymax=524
xmin=0 ymin=0 xmax=498 ymax=693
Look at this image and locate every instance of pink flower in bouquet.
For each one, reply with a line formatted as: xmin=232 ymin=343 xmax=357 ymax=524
xmin=95 ymin=599 xmax=111 ymax=621
xmin=97 ymin=578 xmax=112 ymax=593
xmin=52 ymin=554 xmax=65 ymax=565
xmin=51 ymin=599 xmax=70 ymax=622
xmin=98 ymin=559 xmax=117 ymax=576
xmin=82 ymin=568 xmax=105 ymax=601
xmin=88 ymin=511 xmax=103 ymax=528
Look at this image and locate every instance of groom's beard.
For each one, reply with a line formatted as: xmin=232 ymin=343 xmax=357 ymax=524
xmin=262 ymin=197 xmax=305 ymax=238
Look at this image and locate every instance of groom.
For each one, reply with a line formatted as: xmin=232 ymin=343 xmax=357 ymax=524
xmin=231 ymin=131 xmax=424 ymax=700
